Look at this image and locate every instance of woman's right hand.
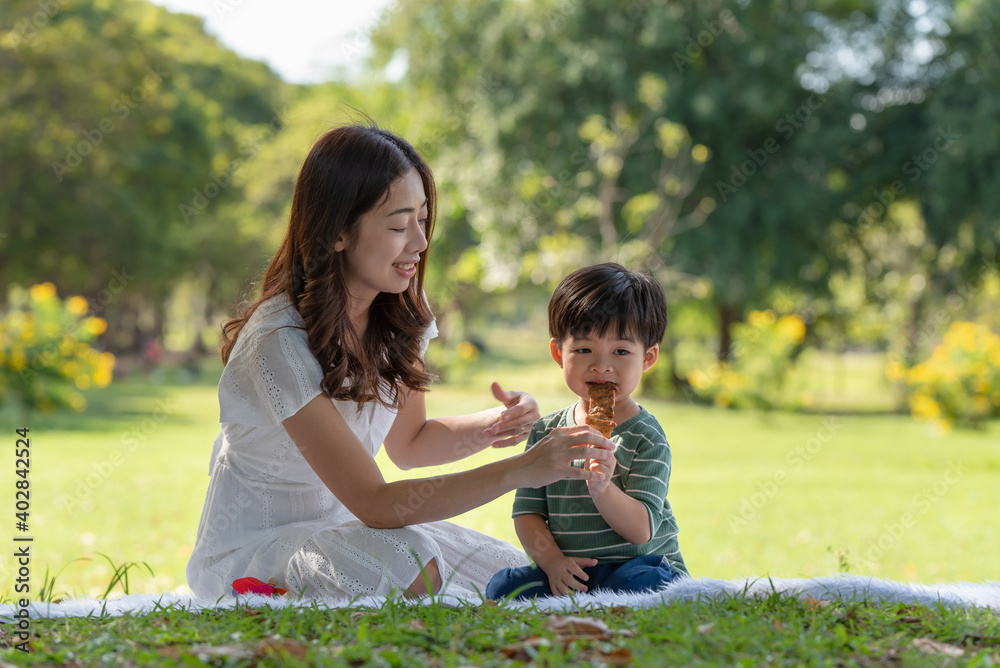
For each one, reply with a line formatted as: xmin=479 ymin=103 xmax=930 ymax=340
xmin=514 ymin=425 xmax=614 ymax=489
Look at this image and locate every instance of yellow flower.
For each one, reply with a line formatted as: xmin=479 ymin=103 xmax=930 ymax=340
xmin=10 ymin=348 xmax=27 ymax=371
xmin=910 ymin=394 xmax=940 ymax=420
xmin=748 ymin=310 xmax=765 ymax=328
xmin=721 ymin=369 xmax=747 ymax=389
xmin=67 ymin=296 xmax=90 ymax=316
xmin=85 ymin=318 xmax=108 ymax=336
xmin=761 ymin=309 xmax=776 ymax=326
xmin=972 ymin=395 xmax=990 ymax=415
xmin=906 ymin=364 xmax=931 ymax=385
xmin=30 ymin=282 xmax=57 ymax=302
xmin=777 ymin=315 xmax=806 ymax=344
xmin=714 ymin=390 xmax=732 ymax=407
xmin=456 ymin=340 xmax=479 ymax=361
xmin=943 ymin=321 xmax=978 ymax=352
xmin=69 ymin=395 xmax=87 ymax=413
xmin=94 ymin=352 xmax=115 ymax=387
xmin=75 ymin=375 xmax=92 ymax=390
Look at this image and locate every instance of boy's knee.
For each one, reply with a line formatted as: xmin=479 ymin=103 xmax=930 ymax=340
xmin=485 ymin=568 xmax=507 ymax=600
xmin=486 ymin=565 xmax=550 ymax=600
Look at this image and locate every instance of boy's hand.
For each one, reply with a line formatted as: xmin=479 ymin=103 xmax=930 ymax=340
xmin=585 ymin=431 xmax=616 ymax=495
xmin=539 ymin=555 xmax=598 ymax=596
xmin=485 ymin=382 xmax=540 ymax=447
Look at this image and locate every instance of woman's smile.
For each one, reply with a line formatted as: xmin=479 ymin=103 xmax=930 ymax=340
xmin=393 ymin=261 xmax=417 ymax=278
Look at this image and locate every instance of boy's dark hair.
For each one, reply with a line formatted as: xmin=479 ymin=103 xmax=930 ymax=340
xmin=548 ymin=263 xmax=668 ymax=349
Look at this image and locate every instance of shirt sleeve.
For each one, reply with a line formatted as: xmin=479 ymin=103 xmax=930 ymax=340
xmin=511 ymin=426 xmax=549 ymax=519
xmin=623 ymin=431 xmax=672 ymax=538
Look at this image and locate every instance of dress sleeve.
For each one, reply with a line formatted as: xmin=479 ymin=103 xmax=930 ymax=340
xmin=219 ymin=322 xmax=325 ymax=427
xmin=219 ymin=306 xmax=438 ymax=428
xmin=420 ymin=318 xmax=438 ymax=359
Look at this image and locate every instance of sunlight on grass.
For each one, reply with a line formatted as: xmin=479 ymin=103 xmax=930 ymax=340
xmin=2 ymin=337 xmax=998 ymax=599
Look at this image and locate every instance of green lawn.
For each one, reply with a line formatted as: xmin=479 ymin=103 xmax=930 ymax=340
xmin=7 ymin=593 xmax=1000 ymax=666
xmin=2 ymin=334 xmax=999 ymax=599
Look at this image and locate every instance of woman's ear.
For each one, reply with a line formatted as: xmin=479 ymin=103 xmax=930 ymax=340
xmin=549 ymin=339 xmax=563 ymax=367
xmin=333 ymin=235 xmax=347 ymax=253
xmin=642 ymin=344 xmax=660 ymax=372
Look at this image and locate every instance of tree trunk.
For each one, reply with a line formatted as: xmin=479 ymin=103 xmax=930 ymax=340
xmin=717 ymin=303 xmax=741 ymax=362
xmin=904 ymin=293 xmax=926 ymax=368
xmin=151 ymin=301 xmax=165 ymax=344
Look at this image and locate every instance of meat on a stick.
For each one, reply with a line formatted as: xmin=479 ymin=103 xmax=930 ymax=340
xmin=585 ymin=382 xmax=617 ymax=438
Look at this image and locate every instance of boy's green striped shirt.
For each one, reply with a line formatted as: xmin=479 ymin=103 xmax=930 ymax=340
xmin=513 ymin=404 xmax=688 ymax=575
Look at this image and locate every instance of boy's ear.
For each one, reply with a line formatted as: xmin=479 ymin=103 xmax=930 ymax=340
xmin=549 ymin=339 xmax=563 ymax=367
xmin=642 ymin=344 xmax=659 ymax=372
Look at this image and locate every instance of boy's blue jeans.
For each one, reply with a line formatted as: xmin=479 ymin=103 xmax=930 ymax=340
xmin=486 ymin=554 xmax=682 ymax=600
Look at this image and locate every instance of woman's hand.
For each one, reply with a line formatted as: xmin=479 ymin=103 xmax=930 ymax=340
xmin=513 ymin=425 xmax=613 ymax=489
xmin=484 ymin=382 xmax=540 ymax=448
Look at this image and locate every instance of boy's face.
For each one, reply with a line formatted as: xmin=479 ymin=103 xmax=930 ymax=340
xmin=550 ymin=332 xmax=658 ymax=410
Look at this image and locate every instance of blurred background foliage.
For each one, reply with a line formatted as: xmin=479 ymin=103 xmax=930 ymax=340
xmin=1 ymin=0 xmax=999 ymax=427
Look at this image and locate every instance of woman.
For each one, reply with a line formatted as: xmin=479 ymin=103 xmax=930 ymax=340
xmin=186 ymin=124 xmax=613 ymax=600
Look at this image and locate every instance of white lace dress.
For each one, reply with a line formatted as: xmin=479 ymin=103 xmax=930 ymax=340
xmin=186 ymin=293 xmax=528 ymax=600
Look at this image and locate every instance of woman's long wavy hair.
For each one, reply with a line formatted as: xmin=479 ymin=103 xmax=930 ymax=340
xmin=219 ymin=124 xmax=436 ymax=409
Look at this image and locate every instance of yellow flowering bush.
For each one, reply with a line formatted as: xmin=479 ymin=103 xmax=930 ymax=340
xmin=688 ymin=310 xmax=806 ymax=410
xmin=0 ymin=283 xmax=115 ymax=414
xmin=901 ymin=321 xmax=1000 ymax=430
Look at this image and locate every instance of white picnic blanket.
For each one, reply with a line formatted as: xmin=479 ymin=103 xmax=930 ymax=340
xmin=3 ymin=574 xmax=998 ymax=620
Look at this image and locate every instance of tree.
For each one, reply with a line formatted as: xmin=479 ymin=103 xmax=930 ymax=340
xmin=373 ymin=0 xmax=874 ymax=359
xmin=0 ymin=0 xmax=289 ymax=350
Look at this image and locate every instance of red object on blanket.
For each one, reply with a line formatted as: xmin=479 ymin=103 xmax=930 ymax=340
xmin=231 ymin=577 xmax=288 ymax=597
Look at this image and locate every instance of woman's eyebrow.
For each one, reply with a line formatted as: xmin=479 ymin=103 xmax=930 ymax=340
xmin=386 ymin=198 xmax=429 ymax=216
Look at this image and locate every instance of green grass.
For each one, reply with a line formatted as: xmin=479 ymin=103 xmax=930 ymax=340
xmin=5 ymin=591 xmax=1000 ymax=666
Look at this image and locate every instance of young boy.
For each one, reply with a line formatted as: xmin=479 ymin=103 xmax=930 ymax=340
xmin=486 ymin=263 xmax=688 ymax=599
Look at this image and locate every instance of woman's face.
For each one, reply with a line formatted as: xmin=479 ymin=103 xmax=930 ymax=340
xmin=336 ymin=168 xmax=429 ymax=307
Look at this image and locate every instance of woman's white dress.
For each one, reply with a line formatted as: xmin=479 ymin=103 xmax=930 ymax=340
xmin=186 ymin=293 xmax=528 ymax=600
